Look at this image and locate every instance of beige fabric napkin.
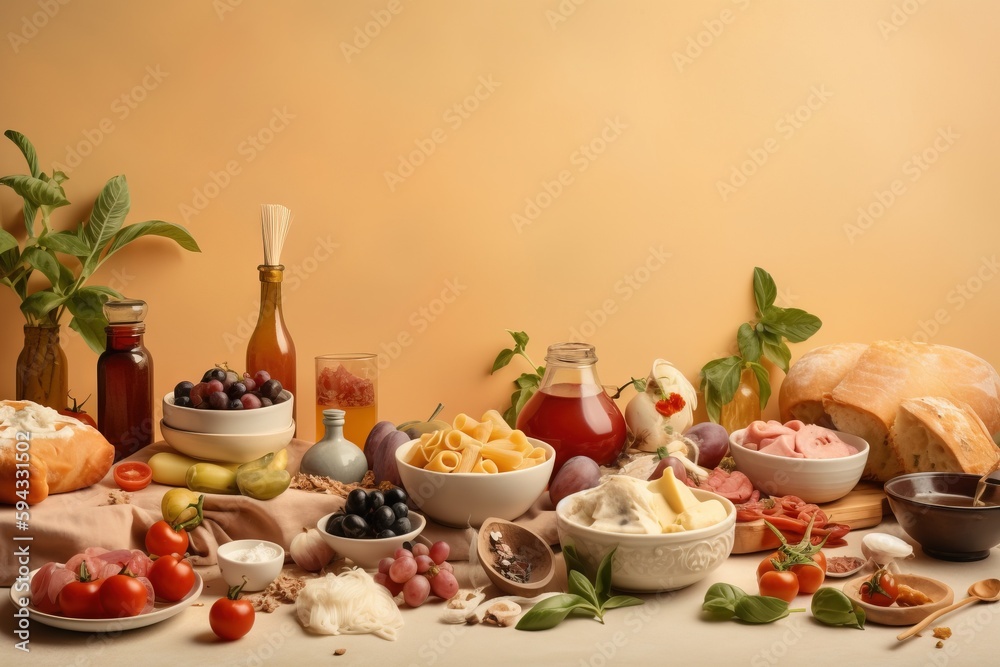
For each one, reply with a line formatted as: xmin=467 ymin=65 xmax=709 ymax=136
xmin=0 ymin=439 xmax=557 ymax=585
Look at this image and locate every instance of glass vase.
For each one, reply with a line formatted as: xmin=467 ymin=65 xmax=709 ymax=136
xmin=719 ymin=367 xmax=762 ymax=432
xmin=15 ymin=324 xmax=69 ymax=410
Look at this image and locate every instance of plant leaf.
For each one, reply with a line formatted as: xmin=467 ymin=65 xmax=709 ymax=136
xmin=734 ymin=595 xmax=792 ymax=624
xmin=561 ymin=544 xmax=591 ymax=580
xmin=737 ymin=322 xmax=762 ymax=362
xmin=594 ymin=547 xmax=616 ymax=604
xmin=567 ymin=570 xmax=601 ymax=611
xmin=0 ymin=229 xmax=17 ymax=255
xmin=515 ymin=372 xmax=540 ymax=390
xmin=105 ymin=219 xmax=201 ymax=258
xmin=702 ymin=583 xmax=747 ymax=617
xmin=701 ymin=356 xmax=743 ymax=405
xmin=811 ymin=588 xmax=865 ymax=629
xmin=515 ymin=594 xmax=592 ymax=631
xmin=508 ymin=329 xmax=529 ymax=351
xmin=39 ymin=230 xmax=90 ymax=258
xmin=491 ymin=348 xmax=515 ymax=373
xmin=761 ymin=339 xmax=792 ymax=373
xmin=4 ymin=130 xmax=40 ymax=178
xmin=21 ymin=246 xmax=62 ymax=291
xmin=0 ymin=174 xmax=69 ymax=207
xmin=762 ymin=308 xmax=822 ymax=343
xmin=601 ymin=595 xmax=644 ymax=611
xmin=753 ymin=267 xmax=777 ymax=313
xmin=748 ymin=361 xmax=771 ymax=412
xmin=21 ymin=291 xmax=66 ymax=319
xmin=67 ymin=289 xmax=110 ymax=353
xmin=80 ymin=175 xmax=130 ymax=276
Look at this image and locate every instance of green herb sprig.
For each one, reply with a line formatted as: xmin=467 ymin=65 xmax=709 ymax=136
xmin=811 ymin=588 xmax=866 ymax=629
xmin=702 ymin=583 xmax=804 ymax=624
xmin=699 ymin=267 xmax=822 ymax=423
xmin=516 ymin=546 xmax=643 ymax=631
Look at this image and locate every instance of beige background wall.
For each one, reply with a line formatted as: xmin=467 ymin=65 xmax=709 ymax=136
xmin=2 ymin=0 xmax=998 ymax=442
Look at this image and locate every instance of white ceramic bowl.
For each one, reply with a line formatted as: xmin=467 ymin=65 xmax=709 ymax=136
xmin=728 ymin=428 xmax=869 ymax=504
xmin=160 ymin=419 xmax=295 ymax=463
xmin=394 ymin=438 xmax=556 ymax=527
xmin=217 ymin=539 xmax=284 ymax=592
xmin=162 ymin=390 xmax=293 ymax=434
xmin=555 ymin=487 xmax=736 ymax=592
xmin=316 ymin=512 xmax=426 ymax=569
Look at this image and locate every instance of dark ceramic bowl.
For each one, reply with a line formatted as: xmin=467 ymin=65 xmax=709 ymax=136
xmin=884 ymin=472 xmax=1000 ymax=561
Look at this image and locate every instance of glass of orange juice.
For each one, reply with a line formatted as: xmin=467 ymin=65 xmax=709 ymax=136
xmin=315 ymin=353 xmax=378 ymax=448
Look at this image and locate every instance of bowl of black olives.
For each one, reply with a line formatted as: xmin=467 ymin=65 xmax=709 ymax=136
xmin=316 ymin=487 xmax=425 ymax=568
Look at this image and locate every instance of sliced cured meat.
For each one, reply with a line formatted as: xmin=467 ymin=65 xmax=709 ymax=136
xmin=739 ymin=419 xmax=858 ymax=458
xmin=735 ymin=493 xmax=851 ymax=547
xmin=698 ymin=468 xmax=755 ymax=504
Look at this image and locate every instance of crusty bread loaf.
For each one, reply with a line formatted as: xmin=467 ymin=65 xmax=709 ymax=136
xmin=778 ymin=340 xmax=1000 ymax=482
xmin=0 ymin=400 xmax=115 ymax=505
xmin=891 ymin=397 xmax=1000 ymax=475
xmin=778 ymin=343 xmax=867 ymax=427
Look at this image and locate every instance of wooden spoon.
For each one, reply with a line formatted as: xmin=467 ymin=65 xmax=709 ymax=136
xmin=476 ymin=517 xmax=555 ymax=597
xmin=897 ymin=578 xmax=1000 ymax=641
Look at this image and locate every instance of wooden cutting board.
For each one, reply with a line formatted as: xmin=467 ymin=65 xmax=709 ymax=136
xmin=732 ymin=482 xmax=885 ymax=554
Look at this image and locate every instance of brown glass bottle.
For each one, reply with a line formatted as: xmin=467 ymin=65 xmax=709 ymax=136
xmin=246 ymin=264 xmax=297 ymax=411
xmin=97 ymin=300 xmax=154 ymax=462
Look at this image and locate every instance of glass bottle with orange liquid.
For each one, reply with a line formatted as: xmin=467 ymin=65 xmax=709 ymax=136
xmin=516 ymin=342 xmax=626 ymax=478
xmin=247 ymin=264 xmax=297 ymax=423
xmin=315 ymin=354 xmax=377 ymax=448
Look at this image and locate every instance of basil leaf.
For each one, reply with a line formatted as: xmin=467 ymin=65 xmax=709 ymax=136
xmin=753 ymin=267 xmax=777 ymax=313
xmin=736 ymin=322 xmax=762 ymax=362
xmin=568 ymin=570 xmax=601 ymax=610
xmin=594 ymin=547 xmax=615 ymax=604
xmin=508 ymin=329 xmax=529 ymax=351
xmin=811 ymin=588 xmax=866 ymax=629
xmin=763 ymin=307 xmax=822 ymax=343
xmin=562 ymin=544 xmax=591 ymax=580
xmin=702 ymin=583 xmax=747 ymax=618
xmin=601 ymin=595 xmax=644 ymax=611
xmin=701 ymin=356 xmax=743 ymax=403
xmin=748 ymin=361 xmax=771 ymax=411
xmin=761 ymin=338 xmax=792 ymax=373
xmin=515 ymin=594 xmax=593 ymax=631
xmin=734 ymin=595 xmax=791 ymax=624
xmin=491 ymin=348 xmax=515 ymax=373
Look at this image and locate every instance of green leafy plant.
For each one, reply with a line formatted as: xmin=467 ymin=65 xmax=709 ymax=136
xmin=810 ymin=588 xmax=866 ymax=629
xmin=701 ymin=582 xmax=804 ymax=624
xmin=0 ymin=130 xmax=200 ymax=351
xmin=490 ymin=330 xmax=545 ymax=428
xmin=516 ymin=545 xmax=643 ymax=631
xmin=699 ymin=267 xmax=822 ymax=423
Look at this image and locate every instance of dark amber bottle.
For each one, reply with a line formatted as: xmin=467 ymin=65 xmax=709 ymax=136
xmin=97 ymin=300 xmax=154 ymax=461
xmin=246 ymin=264 xmax=297 ymax=410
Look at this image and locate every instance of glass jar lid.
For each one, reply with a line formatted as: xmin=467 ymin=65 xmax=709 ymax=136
xmin=544 ymin=342 xmax=597 ymax=365
xmin=104 ymin=299 xmax=147 ymax=324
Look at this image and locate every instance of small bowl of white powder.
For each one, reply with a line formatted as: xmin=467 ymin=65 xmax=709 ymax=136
xmin=217 ymin=539 xmax=285 ymax=592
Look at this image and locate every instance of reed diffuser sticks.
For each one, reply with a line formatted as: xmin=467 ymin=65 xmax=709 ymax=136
xmin=260 ymin=204 xmax=293 ymax=266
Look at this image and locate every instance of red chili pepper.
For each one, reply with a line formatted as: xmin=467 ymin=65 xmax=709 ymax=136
xmin=654 ymin=393 xmax=686 ymax=417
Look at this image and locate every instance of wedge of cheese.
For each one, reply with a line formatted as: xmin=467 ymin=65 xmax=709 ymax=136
xmin=648 ymin=468 xmax=700 ymax=514
xmin=678 ymin=499 xmax=728 ymax=530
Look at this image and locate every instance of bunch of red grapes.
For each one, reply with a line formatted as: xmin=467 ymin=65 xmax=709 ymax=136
xmin=374 ymin=541 xmax=459 ymax=607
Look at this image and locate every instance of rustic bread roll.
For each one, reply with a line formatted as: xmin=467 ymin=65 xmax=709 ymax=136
xmin=778 ymin=342 xmax=867 ymax=427
xmin=890 ymin=397 xmax=1000 ymax=475
xmin=823 ymin=340 xmax=1000 ymax=481
xmin=0 ymin=400 xmax=115 ymax=505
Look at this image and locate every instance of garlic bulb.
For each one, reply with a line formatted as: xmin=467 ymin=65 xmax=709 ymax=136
xmin=290 ymin=528 xmax=336 ymax=572
xmin=861 ymin=533 xmax=914 ymax=572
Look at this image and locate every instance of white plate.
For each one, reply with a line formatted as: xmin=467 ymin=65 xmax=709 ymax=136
xmin=10 ymin=569 xmax=203 ymax=632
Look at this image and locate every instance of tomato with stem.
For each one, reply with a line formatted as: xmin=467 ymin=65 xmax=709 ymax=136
xmin=148 ymin=554 xmax=195 ymax=602
xmin=758 ymin=570 xmax=799 ymax=602
xmin=756 ymin=516 xmax=828 ymax=598
xmin=145 ymin=494 xmax=205 ymax=557
xmin=58 ymin=563 xmax=104 ymax=619
xmin=59 ymin=393 xmax=97 ymax=428
xmin=859 ymin=568 xmax=899 ymax=607
xmin=210 ymin=576 xmax=255 ymax=640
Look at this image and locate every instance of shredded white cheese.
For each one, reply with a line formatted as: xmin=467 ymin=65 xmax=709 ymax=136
xmin=295 ymin=569 xmax=404 ymax=641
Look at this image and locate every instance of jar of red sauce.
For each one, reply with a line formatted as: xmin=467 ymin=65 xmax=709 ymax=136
xmin=516 ymin=342 xmax=626 ymax=478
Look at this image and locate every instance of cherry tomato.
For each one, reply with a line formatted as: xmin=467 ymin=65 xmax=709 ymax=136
xmin=148 ymin=554 xmax=195 ymax=602
xmin=758 ymin=570 xmax=799 ymax=602
xmin=58 ymin=578 xmax=105 ymax=618
xmin=756 ymin=550 xmax=827 ymax=595
xmin=58 ymin=393 xmax=97 ymax=428
xmin=114 ymin=462 xmax=153 ymax=492
xmin=210 ymin=578 xmax=255 ymax=641
xmin=145 ymin=520 xmax=189 ymax=557
xmin=859 ymin=568 xmax=899 ymax=607
xmin=99 ymin=574 xmax=148 ymax=618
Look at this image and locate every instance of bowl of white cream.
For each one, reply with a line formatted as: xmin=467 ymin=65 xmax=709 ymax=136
xmin=217 ymin=539 xmax=285 ymax=592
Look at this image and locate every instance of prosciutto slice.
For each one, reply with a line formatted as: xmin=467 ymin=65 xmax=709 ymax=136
xmin=30 ymin=548 xmax=156 ymax=615
xmin=740 ymin=420 xmax=858 ymax=459
xmin=736 ymin=494 xmax=851 ymax=547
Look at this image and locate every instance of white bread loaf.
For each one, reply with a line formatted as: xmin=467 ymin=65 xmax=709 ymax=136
xmin=890 ymin=397 xmax=1000 ymax=475
xmin=778 ymin=342 xmax=867 ymax=427
xmin=0 ymin=400 xmax=115 ymax=505
xmin=778 ymin=340 xmax=1000 ymax=482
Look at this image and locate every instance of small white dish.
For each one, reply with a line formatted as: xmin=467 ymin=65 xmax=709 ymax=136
xmin=217 ymin=539 xmax=285 ymax=592
xmin=13 ymin=569 xmax=202 ymax=632
xmin=160 ymin=419 xmax=294 ymax=463
xmin=162 ymin=390 xmax=293 ymax=435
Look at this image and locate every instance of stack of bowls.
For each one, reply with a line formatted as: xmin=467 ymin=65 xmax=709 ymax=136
xmin=160 ymin=391 xmax=295 ymax=463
